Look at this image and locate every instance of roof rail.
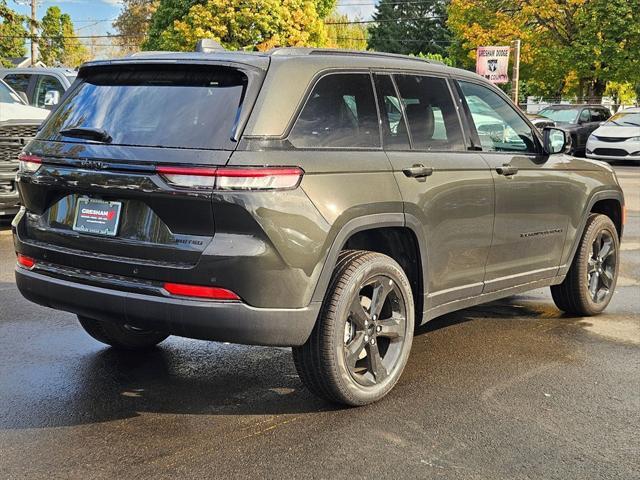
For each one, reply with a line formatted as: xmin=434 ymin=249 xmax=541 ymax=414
xmin=269 ymin=47 xmax=442 ymax=64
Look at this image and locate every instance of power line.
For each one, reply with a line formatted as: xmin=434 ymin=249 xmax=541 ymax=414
xmin=326 ymin=15 xmax=446 ymax=24
xmin=336 ymin=1 xmax=443 ymax=5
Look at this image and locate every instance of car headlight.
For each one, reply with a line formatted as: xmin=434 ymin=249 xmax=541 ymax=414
xmin=627 ymin=136 xmax=640 ymax=142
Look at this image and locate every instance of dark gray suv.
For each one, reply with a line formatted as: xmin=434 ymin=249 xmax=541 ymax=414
xmin=13 ymin=48 xmax=625 ymax=405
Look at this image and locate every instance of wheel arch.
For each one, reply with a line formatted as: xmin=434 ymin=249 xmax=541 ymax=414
xmin=560 ymin=189 xmax=624 ymax=276
xmin=311 ymin=213 xmax=428 ymax=324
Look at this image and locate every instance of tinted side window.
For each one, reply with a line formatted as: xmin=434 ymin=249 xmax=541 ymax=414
xmin=374 ymin=74 xmax=410 ymax=150
xmin=579 ymin=109 xmax=590 ymax=123
xmin=3 ymin=74 xmax=31 ymax=98
xmin=591 ymin=109 xmax=608 ymax=122
xmin=34 ymin=75 xmax=64 ymax=108
xmin=459 ymin=81 xmax=536 ymax=153
xmin=394 ymin=75 xmax=464 ymax=151
xmin=289 ymin=73 xmax=380 ymax=148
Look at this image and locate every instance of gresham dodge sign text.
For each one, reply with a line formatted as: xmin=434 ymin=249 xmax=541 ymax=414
xmin=476 ymin=46 xmax=510 ymax=84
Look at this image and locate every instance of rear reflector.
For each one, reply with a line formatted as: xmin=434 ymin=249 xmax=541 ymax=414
xmin=18 ymin=153 xmax=42 ymax=174
xmin=163 ymin=282 xmax=240 ymax=301
xmin=156 ymin=166 xmax=303 ymax=190
xmin=16 ymin=254 xmax=36 ymax=269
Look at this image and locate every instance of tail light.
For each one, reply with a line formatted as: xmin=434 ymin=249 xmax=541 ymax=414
xmin=163 ymin=282 xmax=240 ymax=301
xmin=16 ymin=254 xmax=36 ymax=269
xmin=18 ymin=154 xmax=42 ymax=174
xmin=157 ymin=166 xmax=304 ymax=191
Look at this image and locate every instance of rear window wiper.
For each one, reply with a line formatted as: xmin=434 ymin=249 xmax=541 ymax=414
xmin=60 ymin=127 xmax=112 ymax=143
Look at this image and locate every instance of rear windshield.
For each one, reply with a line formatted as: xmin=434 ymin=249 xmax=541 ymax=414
xmin=39 ymin=65 xmax=248 ymax=150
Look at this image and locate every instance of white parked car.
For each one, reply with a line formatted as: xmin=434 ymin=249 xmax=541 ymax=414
xmin=586 ymin=107 xmax=640 ymax=163
xmin=0 ymin=79 xmax=49 ymax=216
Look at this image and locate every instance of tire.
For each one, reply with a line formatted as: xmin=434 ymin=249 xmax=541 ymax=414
xmin=551 ymin=214 xmax=619 ymax=316
xmin=292 ymin=250 xmax=415 ymax=406
xmin=78 ymin=316 xmax=169 ymax=350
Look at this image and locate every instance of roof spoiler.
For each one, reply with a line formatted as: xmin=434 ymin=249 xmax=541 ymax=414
xmin=195 ymin=39 xmax=226 ymax=53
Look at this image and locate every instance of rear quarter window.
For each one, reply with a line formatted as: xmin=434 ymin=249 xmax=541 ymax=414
xmin=39 ymin=65 xmax=248 ymax=150
xmin=289 ymin=73 xmax=380 ymax=149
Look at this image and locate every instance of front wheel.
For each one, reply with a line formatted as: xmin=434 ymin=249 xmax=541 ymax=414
xmin=551 ymin=214 xmax=619 ymax=316
xmin=293 ymin=250 xmax=415 ymax=406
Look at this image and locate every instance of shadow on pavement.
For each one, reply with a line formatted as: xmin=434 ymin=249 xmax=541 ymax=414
xmin=0 ymin=289 xmax=571 ymax=431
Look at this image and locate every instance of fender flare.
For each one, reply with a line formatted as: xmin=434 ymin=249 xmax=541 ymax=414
xmin=310 ymin=212 xmax=428 ymax=304
xmin=559 ymin=189 xmax=624 ymax=276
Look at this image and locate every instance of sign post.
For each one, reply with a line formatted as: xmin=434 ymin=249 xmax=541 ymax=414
xmin=511 ymin=39 xmax=521 ymax=106
xmin=476 ymin=46 xmax=510 ymax=84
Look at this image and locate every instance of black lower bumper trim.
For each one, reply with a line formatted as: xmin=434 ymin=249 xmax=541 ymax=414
xmin=15 ymin=268 xmax=319 ymax=347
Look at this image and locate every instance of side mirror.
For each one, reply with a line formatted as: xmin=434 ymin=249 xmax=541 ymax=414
xmin=543 ymin=127 xmax=571 ymax=155
xmin=44 ymin=90 xmax=60 ymax=106
xmin=17 ymin=91 xmax=28 ymax=104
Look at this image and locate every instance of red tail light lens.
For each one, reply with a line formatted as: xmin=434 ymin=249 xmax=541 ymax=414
xmin=156 ymin=166 xmax=304 ymax=190
xmin=18 ymin=154 xmax=42 ymax=174
xmin=163 ymin=282 xmax=240 ymax=301
xmin=16 ymin=254 xmax=36 ymax=269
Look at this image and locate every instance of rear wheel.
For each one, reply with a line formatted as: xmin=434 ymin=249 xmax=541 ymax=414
xmin=293 ymin=250 xmax=414 ymax=406
xmin=551 ymin=214 xmax=619 ymax=316
xmin=78 ymin=316 xmax=169 ymax=350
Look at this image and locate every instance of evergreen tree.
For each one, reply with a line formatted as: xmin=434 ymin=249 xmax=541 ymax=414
xmin=368 ymin=0 xmax=451 ymax=56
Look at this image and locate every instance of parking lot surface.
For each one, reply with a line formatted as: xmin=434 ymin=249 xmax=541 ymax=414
xmin=0 ymin=166 xmax=638 ymax=480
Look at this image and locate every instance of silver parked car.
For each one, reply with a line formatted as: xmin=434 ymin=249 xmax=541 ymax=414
xmin=0 ymin=67 xmax=77 ymax=110
xmin=586 ymin=107 xmax=640 ymax=163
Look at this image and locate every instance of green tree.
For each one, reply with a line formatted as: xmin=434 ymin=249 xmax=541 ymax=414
xmin=144 ymin=0 xmax=194 ymax=50
xmin=39 ymin=6 xmax=89 ymax=67
xmin=146 ymin=0 xmax=327 ymax=52
xmin=367 ymin=0 xmax=451 ymax=56
xmin=325 ymin=13 xmax=367 ymax=50
xmin=0 ymin=2 xmax=28 ymax=67
xmin=113 ymin=0 xmax=158 ymax=53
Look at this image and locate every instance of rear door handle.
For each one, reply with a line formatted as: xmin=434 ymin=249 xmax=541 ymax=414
xmin=403 ymin=164 xmax=434 ymax=179
xmin=496 ymin=165 xmax=518 ymax=176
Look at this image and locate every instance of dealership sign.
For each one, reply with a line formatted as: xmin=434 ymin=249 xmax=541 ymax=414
xmin=476 ymin=46 xmax=510 ymax=84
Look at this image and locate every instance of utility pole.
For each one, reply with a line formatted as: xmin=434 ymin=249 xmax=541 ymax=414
xmin=511 ymin=39 xmax=521 ymax=108
xmin=30 ymin=0 xmax=38 ymax=65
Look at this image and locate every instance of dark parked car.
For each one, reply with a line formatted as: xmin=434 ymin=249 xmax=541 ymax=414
xmin=537 ymin=104 xmax=611 ymax=156
xmin=526 ymin=113 xmax=555 ymax=131
xmin=13 ymin=48 xmax=625 ymax=405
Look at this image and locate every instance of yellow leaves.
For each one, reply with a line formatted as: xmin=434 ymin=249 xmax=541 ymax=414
xmin=157 ymin=0 xmax=327 ymax=52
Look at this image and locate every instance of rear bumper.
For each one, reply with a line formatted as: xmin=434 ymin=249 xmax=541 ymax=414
xmin=15 ymin=267 xmax=320 ymax=347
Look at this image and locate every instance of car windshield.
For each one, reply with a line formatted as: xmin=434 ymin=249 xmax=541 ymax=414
xmin=0 ymin=81 xmax=23 ymax=104
xmin=606 ymin=111 xmax=640 ymax=127
xmin=39 ymin=65 xmax=248 ymax=150
xmin=538 ymin=108 xmax=580 ymax=123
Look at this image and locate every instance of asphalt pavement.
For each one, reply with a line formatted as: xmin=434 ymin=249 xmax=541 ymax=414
xmin=0 ymin=166 xmax=638 ymax=480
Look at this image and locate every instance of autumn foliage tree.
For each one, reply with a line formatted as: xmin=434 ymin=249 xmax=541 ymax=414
xmin=144 ymin=0 xmax=333 ymax=51
xmin=447 ymin=0 xmax=640 ymax=100
xmin=325 ymin=13 xmax=367 ymax=50
xmin=113 ymin=0 xmax=158 ymax=54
